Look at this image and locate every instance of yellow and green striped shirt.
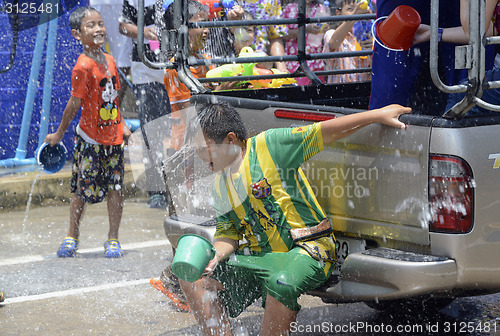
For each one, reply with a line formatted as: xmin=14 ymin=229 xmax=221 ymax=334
xmin=213 ymin=123 xmax=335 ymax=259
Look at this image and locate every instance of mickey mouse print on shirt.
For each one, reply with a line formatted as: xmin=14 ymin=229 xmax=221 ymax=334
xmin=98 ymin=76 xmax=119 ymax=127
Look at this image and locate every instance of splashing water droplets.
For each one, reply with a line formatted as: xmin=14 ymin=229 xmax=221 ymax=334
xmin=23 ymin=173 xmax=40 ymax=232
xmin=234 ymin=325 xmax=250 ymax=336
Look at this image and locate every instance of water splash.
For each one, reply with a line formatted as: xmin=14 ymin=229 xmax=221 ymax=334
xmin=394 ymin=196 xmax=430 ymax=229
xmin=234 ymin=325 xmax=250 ymax=336
xmin=23 ymin=173 xmax=40 ymax=233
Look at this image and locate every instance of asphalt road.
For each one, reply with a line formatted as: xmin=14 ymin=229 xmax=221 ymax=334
xmin=1 ymin=200 xmax=500 ymax=335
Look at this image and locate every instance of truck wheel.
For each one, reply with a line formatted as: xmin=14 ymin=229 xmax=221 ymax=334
xmin=365 ymin=297 xmax=454 ymax=313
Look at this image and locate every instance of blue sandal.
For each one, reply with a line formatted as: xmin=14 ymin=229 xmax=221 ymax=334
xmin=147 ymin=194 xmax=166 ymax=209
xmin=57 ymin=237 xmax=79 ymax=258
xmin=104 ymin=239 xmax=123 ymax=258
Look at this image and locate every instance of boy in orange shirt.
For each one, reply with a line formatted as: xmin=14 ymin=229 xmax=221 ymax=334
xmin=163 ymin=0 xmax=239 ymax=149
xmin=151 ymin=0 xmax=240 ymax=310
xmin=45 ymin=6 xmax=131 ymax=258
xmin=149 ymin=0 xmax=214 ymax=310
xmin=163 ymin=0 xmax=215 ymax=150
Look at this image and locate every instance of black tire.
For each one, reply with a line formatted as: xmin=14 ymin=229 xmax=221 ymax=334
xmin=365 ymin=297 xmax=455 ymax=314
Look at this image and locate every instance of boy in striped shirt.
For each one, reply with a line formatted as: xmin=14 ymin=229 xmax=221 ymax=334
xmin=181 ymin=102 xmax=410 ymax=336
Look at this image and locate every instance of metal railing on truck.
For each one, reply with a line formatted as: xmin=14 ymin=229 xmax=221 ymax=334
xmin=136 ymin=0 xmax=374 ymax=93
xmin=137 ymin=0 xmax=500 ymax=118
xmin=430 ymin=0 xmax=500 ymax=118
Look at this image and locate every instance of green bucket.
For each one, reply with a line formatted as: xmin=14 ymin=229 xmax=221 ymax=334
xmin=172 ymin=234 xmax=216 ymax=283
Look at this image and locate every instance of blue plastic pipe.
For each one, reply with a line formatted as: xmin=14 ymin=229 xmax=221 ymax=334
xmin=14 ymin=21 xmax=48 ymax=160
xmin=0 ymin=9 xmax=140 ymax=169
xmin=0 ymin=21 xmax=48 ymax=168
xmin=38 ymin=16 xmax=58 ymax=147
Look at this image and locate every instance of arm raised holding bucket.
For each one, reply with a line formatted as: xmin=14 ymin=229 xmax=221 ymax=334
xmin=412 ymin=0 xmax=496 ymax=46
xmin=412 ymin=0 xmax=499 ymax=117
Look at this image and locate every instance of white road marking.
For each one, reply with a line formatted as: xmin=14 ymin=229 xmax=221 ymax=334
xmin=1 ymin=278 xmax=152 ymax=305
xmin=0 ymin=239 xmax=171 ymax=266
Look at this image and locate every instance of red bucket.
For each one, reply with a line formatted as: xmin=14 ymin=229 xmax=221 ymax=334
xmin=375 ymin=5 xmax=421 ymax=51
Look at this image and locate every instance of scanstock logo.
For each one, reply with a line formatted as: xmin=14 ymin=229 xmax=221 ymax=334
xmin=1 ymin=0 xmax=81 ymax=31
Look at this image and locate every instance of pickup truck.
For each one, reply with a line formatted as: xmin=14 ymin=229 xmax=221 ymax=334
xmin=134 ymin=0 xmax=500 ymax=312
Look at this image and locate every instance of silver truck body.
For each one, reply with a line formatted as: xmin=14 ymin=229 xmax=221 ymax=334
xmin=137 ymin=0 xmax=500 ymax=307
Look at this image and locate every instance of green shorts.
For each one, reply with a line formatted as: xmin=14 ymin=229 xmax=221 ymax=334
xmin=212 ymin=247 xmax=333 ymax=318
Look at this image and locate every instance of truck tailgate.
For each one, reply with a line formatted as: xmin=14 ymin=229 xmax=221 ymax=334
xmin=318 ymin=122 xmax=431 ymax=245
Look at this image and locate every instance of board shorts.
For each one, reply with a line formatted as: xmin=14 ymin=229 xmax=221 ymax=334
xmin=70 ymin=135 xmax=124 ymax=204
xmin=211 ymin=246 xmax=333 ymax=318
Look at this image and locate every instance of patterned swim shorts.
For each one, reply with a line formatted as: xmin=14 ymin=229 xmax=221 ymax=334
xmin=70 ymin=135 xmax=124 ymax=204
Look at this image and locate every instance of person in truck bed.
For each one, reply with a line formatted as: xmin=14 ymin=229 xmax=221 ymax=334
xmin=178 ymin=101 xmax=411 ymax=336
xmin=413 ymin=0 xmax=499 ymax=116
xmin=369 ymin=0 xmax=471 ymax=116
xmin=322 ymin=0 xmax=372 ymax=84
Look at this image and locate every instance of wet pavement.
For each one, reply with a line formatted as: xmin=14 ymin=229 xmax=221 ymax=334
xmin=0 ymin=162 xmax=264 ymax=335
xmin=1 ymin=163 xmax=500 ymax=335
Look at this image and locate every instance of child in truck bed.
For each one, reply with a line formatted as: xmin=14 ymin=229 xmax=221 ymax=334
xmin=323 ymin=0 xmax=372 ymax=83
xmin=283 ymin=0 xmax=330 ymax=85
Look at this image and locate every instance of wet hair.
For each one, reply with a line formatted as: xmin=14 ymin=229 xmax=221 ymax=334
xmin=164 ymin=0 xmax=207 ymax=25
xmin=333 ymin=0 xmax=356 ymax=11
xmin=190 ymin=102 xmax=248 ymax=144
xmin=188 ymin=0 xmax=206 ymax=20
xmin=243 ymin=10 xmax=254 ymax=20
xmin=69 ymin=6 xmax=99 ymax=31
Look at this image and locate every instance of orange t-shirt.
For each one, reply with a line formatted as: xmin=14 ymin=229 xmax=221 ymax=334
xmin=164 ymin=54 xmax=214 ymax=109
xmin=71 ymin=53 xmax=123 ymax=145
xmin=164 ymin=54 xmax=214 ymax=150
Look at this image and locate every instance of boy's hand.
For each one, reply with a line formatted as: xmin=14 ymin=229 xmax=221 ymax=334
xmin=353 ymin=1 xmax=371 ymax=15
xmin=144 ymin=26 xmax=158 ymax=41
xmin=44 ymin=132 xmax=63 ymax=146
xmin=321 ymin=104 xmax=411 ymax=145
xmin=203 ymin=254 xmax=219 ymax=276
xmin=227 ymin=5 xmax=244 ymax=21
xmin=306 ymin=24 xmax=324 ymax=35
xmin=376 ymin=104 xmax=412 ymax=129
xmin=123 ymin=126 xmax=132 ymax=146
xmin=214 ymin=81 xmax=240 ymax=91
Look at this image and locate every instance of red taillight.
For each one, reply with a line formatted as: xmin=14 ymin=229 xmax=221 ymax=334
xmin=274 ymin=109 xmax=336 ymax=122
xmin=429 ymin=155 xmax=474 ymax=233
